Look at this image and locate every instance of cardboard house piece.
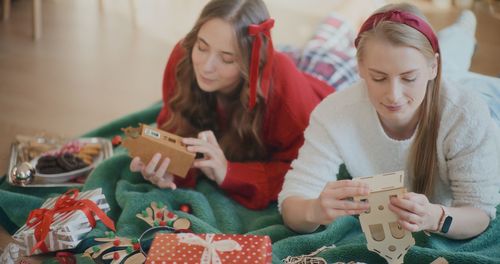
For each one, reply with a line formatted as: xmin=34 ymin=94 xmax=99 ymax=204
xmin=121 ymin=124 xmax=195 ymax=178
xmin=354 ymin=171 xmax=415 ymax=264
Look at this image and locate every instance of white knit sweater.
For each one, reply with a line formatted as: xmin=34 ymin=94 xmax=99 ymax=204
xmin=278 ymin=79 xmax=500 ymax=218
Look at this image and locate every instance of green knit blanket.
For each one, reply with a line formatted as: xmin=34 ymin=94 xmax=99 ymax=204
xmin=1 ymin=102 xmax=498 ymax=263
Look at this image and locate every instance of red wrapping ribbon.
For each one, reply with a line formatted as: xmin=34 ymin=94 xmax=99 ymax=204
xmin=26 ymin=189 xmax=116 ymax=254
xmin=55 ymin=252 xmax=76 ymax=264
xmin=354 ymin=10 xmax=439 ymax=53
xmin=247 ymin=18 xmax=275 ymax=110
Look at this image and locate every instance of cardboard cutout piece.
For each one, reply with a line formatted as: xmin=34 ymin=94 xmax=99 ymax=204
xmin=354 ymin=171 xmax=415 ymax=264
xmin=121 ymin=124 xmax=195 ymax=177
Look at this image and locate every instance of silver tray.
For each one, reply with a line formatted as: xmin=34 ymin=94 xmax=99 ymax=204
xmin=7 ymin=137 xmax=113 ymax=187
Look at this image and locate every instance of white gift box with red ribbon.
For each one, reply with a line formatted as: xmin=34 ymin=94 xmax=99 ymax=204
xmin=12 ymin=188 xmax=112 ymax=256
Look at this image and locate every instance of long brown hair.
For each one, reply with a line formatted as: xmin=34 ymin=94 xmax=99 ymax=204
xmin=161 ymin=0 xmax=272 ymax=162
xmin=356 ymin=3 xmax=442 ymax=197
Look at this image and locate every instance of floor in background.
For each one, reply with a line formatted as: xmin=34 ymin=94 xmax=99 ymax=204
xmin=0 ymin=0 xmax=384 ymax=177
xmin=0 ymin=0 xmax=499 ymax=177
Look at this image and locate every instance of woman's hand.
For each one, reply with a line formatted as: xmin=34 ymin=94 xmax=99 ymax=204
xmin=130 ymin=153 xmax=177 ymax=189
xmin=182 ymin=130 xmax=228 ymax=185
xmin=389 ymin=192 xmax=442 ymax=232
xmin=309 ymin=180 xmax=371 ymax=225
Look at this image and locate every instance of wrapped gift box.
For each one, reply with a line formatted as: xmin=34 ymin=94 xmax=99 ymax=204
xmin=146 ymin=233 xmax=272 ymax=264
xmin=12 ymin=188 xmax=113 ymax=256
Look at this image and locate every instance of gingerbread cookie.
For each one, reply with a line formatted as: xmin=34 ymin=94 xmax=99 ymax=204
xmin=36 ymin=153 xmax=87 ymax=174
xmin=57 ymin=153 xmax=87 ymax=171
xmin=77 ymin=143 xmax=102 ymax=165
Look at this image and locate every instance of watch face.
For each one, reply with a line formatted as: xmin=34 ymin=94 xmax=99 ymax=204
xmin=441 ymin=215 xmax=453 ymax=233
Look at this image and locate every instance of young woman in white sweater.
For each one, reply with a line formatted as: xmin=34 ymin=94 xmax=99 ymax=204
xmin=279 ymin=3 xmax=499 ymax=240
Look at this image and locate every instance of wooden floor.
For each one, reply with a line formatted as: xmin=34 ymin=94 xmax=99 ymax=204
xmin=0 ymin=0 xmax=390 ymax=178
xmin=0 ymin=0 xmax=499 ymax=258
xmin=1 ymin=1 xmax=499 ymax=179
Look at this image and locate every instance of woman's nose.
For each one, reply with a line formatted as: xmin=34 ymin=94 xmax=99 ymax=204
xmin=387 ymin=80 xmax=403 ymax=103
xmin=202 ymin=53 xmax=217 ymax=73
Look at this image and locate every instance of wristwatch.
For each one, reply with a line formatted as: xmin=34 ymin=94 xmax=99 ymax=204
xmin=437 ymin=205 xmax=453 ymax=233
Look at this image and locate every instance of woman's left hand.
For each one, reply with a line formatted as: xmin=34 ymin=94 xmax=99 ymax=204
xmin=182 ymin=130 xmax=228 ymax=185
xmin=388 ymin=192 xmax=442 ymax=232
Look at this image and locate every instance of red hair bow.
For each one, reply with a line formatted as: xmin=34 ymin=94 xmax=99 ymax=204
xmin=248 ymin=18 xmax=275 ymax=110
xmin=26 ymin=189 xmax=116 ymax=254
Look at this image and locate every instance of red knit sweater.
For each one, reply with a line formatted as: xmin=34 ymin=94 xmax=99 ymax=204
xmin=156 ymin=43 xmax=333 ymax=209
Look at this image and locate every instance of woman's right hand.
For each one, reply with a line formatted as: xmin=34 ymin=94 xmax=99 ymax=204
xmin=130 ymin=153 xmax=177 ymax=189
xmin=308 ymin=180 xmax=370 ymax=225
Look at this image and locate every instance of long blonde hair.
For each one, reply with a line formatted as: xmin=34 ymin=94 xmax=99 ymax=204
xmin=356 ymin=3 xmax=442 ymax=197
xmin=161 ymin=0 xmax=273 ymax=162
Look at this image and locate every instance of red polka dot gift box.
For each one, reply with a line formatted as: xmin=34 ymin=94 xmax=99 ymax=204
xmin=145 ymin=233 xmax=272 ymax=264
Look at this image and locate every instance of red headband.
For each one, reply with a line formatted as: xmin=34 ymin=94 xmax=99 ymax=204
xmin=248 ymin=18 xmax=275 ymax=110
xmin=355 ymin=10 xmax=439 ymax=53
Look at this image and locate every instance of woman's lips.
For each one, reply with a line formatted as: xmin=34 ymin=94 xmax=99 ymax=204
xmin=384 ymin=104 xmax=404 ymax=112
xmin=199 ymin=74 xmax=215 ymax=84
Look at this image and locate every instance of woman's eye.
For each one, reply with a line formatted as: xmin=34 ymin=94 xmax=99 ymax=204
xmin=222 ymin=58 xmax=235 ymax=64
xmin=372 ymin=77 xmax=386 ymax=82
xmin=197 ymin=42 xmax=208 ymax=52
xmin=403 ymin=77 xmax=417 ymax=82
xmin=221 ymin=55 xmax=235 ymax=64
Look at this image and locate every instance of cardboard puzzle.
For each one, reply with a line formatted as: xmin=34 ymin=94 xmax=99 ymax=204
xmin=121 ymin=124 xmax=195 ymax=178
xmin=354 ymin=171 xmax=415 ymax=264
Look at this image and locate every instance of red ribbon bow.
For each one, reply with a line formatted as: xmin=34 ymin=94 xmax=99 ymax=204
xmin=248 ymin=18 xmax=275 ymax=110
xmin=355 ymin=10 xmax=439 ymax=53
xmin=26 ymin=189 xmax=116 ymax=254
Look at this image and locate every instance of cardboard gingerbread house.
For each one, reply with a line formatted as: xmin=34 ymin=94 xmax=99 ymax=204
xmin=354 ymin=171 xmax=415 ymax=264
xmin=121 ymin=124 xmax=195 ymax=178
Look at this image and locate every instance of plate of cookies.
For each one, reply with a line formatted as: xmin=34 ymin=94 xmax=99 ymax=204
xmin=30 ymin=139 xmax=105 ymax=183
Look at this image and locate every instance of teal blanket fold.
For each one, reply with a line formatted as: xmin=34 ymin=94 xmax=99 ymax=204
xmin=1 ymin=103 xmax=499 ymax=264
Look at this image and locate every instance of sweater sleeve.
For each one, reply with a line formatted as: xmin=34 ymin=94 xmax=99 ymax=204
xmin=277 ymin=104 xmax=344 ymax=212
xmin=219 ymin=134 xmax=303 ymax=210
xmin=442 ymin=93 xmax=500 ymax=219
xmin=157 ymin=41 xmax=185 ymax=127
xmin=219 ymin=98 xmax=311 ymax=210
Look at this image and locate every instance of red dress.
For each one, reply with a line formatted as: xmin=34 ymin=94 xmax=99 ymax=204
xmin=157 ymin=43 xmax=334 ymax=209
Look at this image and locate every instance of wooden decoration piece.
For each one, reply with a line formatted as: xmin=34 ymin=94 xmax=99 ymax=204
xmin=136 ymin=202 xmax=191 ymax=231
xmin=354 ymin=171 xmax=415 ymax=264
xmin=84 ymin=234 xmax=145 ymax=264
xmin=121 ymin=124 xmax=195 ymax=177
xmin=430 ymin=257 xmax=448 ymax=264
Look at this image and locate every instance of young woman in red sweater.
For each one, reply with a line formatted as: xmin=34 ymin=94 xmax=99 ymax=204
xmin=130 ymin=0 xmax=357 ymax=209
